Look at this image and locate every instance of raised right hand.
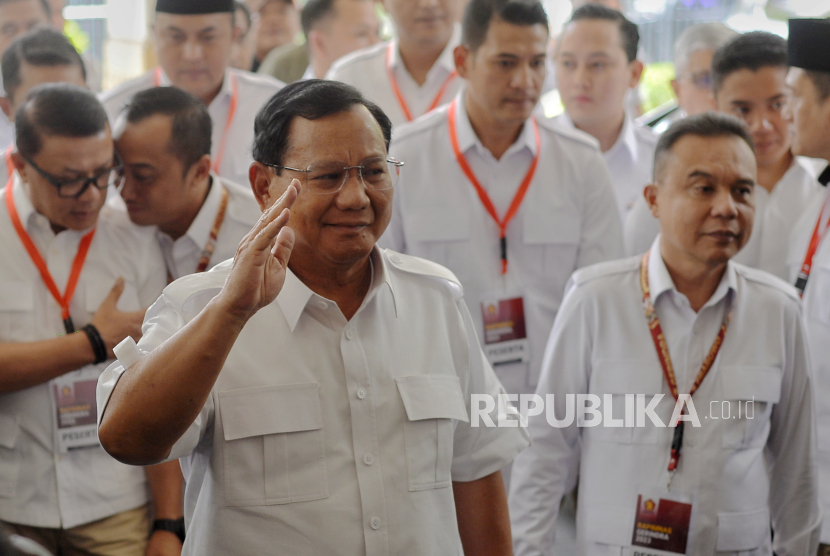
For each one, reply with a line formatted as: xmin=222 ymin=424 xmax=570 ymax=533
xmin=217 ymin=179 xmax=298 ymax=323
xmin=91 ymin=277 xmax=146 ymax=356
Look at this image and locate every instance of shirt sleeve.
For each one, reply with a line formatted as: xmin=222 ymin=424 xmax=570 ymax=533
xmin=508 ymin=280 xmax=592 ymax=556
xmin=96 ymin=289 xmax=215 ymax=461
xmin=449 ymin=298 xmax=530 ymax=482
xmin=576 ymin=150 xmax=625 ymax=269
xmin=767 ymin=301 xmax=821 ymax=555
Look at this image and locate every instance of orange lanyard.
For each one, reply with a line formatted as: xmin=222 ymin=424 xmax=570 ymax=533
xmin=447 ymin=99 xmax=540 ymax=274
xmin=153 ymin=68 xmax=238 ymax=175
xmin=195 ymin=185 xmax=229 ymax=273
xmin=640 ymin=250 xmax=731 ymax=475
xmin=5 ymin=146 xmax=12 ymax=180
xmin=5 ymin=183 xmax=96 ymax=334
xmin=795 ymin=191 xmax=830 ymax=297
xmin=386 ymin=43 xmax=457 ymax=122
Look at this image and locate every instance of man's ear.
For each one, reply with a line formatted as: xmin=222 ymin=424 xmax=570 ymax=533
xmin=249 ymin=162 xmax=277 ymax=212
xmin=189 ymin=154 xmax=212 ymax=185
xmin=644 ymin=183 xmax=659 ymax=218
xmin=0 ymin=96 xmax=12 ymax=120
xmin=308 ymin=29 xmax=325 ymax=58
xmin=629 ymin=59 xmax=644 ymax=89
xmin=10 ymin=152 xmax=27 ymax=181
xmin=454 ymin=45 xmax=471 ymax=79
xmin=670 ymin=79 xmax=680 ymax=100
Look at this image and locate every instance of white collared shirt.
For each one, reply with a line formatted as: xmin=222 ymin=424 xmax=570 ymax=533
xmin=326 ymin=26 xmax=462 ymax=127
xmin=788 ymin=184 xmax=830 ymax=543
xmin=156 ymin=175 xmax=260 ymax=281
xmin=100 ymin=68 xmax=284 ymax=187
xmin=552 ymin=112 xmax=658 ymax=221
xmin=0 ymin=176 xmax=167 ymax=528
xmin=382 ymin=93 xmax=623 ymax=393
xmin=624 ymin=156 xmax=826 ymax=280
xmin=509 ymin=234 xmax=820 ymax=556
xmin=96 ymin=248 xmax=529 ymax=556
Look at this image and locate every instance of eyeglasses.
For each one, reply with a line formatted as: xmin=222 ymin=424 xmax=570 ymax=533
xmin=682 ymin=70 xmax=711 ymax=91
xmin=21 ymin=154 xmax=124 ymax=199
xmin=263 ymin=156 xmax=404 ymax=195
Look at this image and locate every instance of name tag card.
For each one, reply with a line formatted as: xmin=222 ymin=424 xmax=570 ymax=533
xmin=480 ymin=296 xmax=529 ymax=366
xmin=631 ymin=492 xmax=694 ymax=555
xmin=52 ymin=375 xmax=100 ymax=453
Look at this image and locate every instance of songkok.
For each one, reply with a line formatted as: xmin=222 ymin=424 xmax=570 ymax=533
xmin=788 ymin=19 xmax=830 ymax=72
xmin=155 ymin=0 xmax=234 ymax=14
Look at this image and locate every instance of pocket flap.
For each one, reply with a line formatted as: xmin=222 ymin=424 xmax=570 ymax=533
xmin=219 ymin=383 xmax=322 ymax=441
xmin=716 ymin=508 xmax=770 ymax=551
xmin=395 ymin=375 xmax=469 ymax=422
xmin=408 ymin=210 xmax=469 ymax=242
xmin=584 ymin=506 xmax=635 ymax=546
xmin=523 ymin=209 xmax=580 ymax=245
xmin=593 ymin=360 xmax=663 ymax=395
xmin=0 ymin=281 xmax=33 ymax=311
xmin=85 ymin=281 xmax=141 ymax=313
xmin=0 ymin=414 xmax=19 ymax=449
xmin=720 ymin=366 xmax=781 ymax=403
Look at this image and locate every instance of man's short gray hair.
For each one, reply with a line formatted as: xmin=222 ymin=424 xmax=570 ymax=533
xmin=673 ymin=22 xmax=738 ymax=75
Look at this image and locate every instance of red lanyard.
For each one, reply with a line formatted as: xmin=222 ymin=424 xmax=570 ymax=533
xmin=195 ymin=185 xmax=229 ymax=273
xmin=447 ymin=99 xmax=540 ymax=274
xmin=795 ymin=192 xmax=830 ymax=297
xmin=386 ymin=43 xmax=457 ymax=122
xmin=153 ymin=68 xmax=238 ymax=175
xmin=5 ymin=183 xmax=96 ymax=333
xmin=640 ymin=250 xmax=731 ymax=478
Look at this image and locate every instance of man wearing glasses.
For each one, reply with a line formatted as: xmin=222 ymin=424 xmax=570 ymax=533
xmin=95 ymin=79 xmax=529 ymax=556
xmin=0 ymin=84 xmax=169 ymax=554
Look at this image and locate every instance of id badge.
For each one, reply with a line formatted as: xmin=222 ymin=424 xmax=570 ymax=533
xmin=631 ymin=491 xmax=695 ymax=555
xmin=480 ymin=296 xmax=529 ymax=366
xmin=52 ymin=373 xmax=100 ymax=453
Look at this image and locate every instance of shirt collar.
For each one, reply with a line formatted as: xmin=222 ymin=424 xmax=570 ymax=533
xmin=390 ymin=23 xmax=460 ymax=78
xmin=157 ymin=68 xmax=234 ymax=108
xmin=556 ymin=111 xmax=638 ymax=160
xmin=647 ymin=234 xmax=737 ymax=309
xmin=277 ymin=247 xmax=397 ymax=332
xmin=179 ymin=175 xmax=223 ymax=250
xmin=452 ymin=92 xmax=538 ymax=159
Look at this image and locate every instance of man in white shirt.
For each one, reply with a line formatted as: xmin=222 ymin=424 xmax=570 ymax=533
xmin=297 ymin=0 xmax=380 ymax=80
xmin=0 ymin=84 xmax=179 ymax=556
xmin=784 ymin=18 xmax=830 ymax=555
xmin=96 ymin=79 xmax=529 ymax=556
xmin=552 ymin=4 xmax=657 ymax=220
xmin=0 ymin=28 xmax=86 ymax=188
xmin=509 ymin=112 xmax=820 ymax=556
xmin=326 ymin=0 xmax=463 ymax=126
xmin=250 ymin=0 xmax=300 ymax=72
xmin=382 ymin=0 xmax=622 ymax=399
xmin=626 ymin=32 xmax=824 ymax=280
xmin=115 ymin=87 xmax=261 ymax=281
xmin=99 ymin=0 xmax=284 ymax=187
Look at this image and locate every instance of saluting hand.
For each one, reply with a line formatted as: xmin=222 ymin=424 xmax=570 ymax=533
xmin=219 ymin=179 xmax=297 ymax=324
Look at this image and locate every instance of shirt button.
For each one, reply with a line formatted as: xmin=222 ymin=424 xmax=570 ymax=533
xmin=345 ymin=327 xmax=356 ymax=340
xmin=370 ymin=517 xmax=381 ymax=530
xmin=356 ymin=388 xmax=366 ymax=400
xmin=316 ymin=301 xmax=327 ymax=310
xmin=390 ymin=254 xmax=402 ymax=264
xmin=363 ymin=453 xmax=374 ymax=466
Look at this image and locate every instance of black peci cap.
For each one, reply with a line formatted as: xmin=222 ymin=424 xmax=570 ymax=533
xmin=788 ymin=19 xmax=830 ymax=72
xmin=155 ymin=0 xmax=234 ymax=15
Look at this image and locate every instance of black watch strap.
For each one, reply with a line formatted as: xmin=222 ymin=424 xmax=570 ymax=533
xmin=152 ymin=518 xmax=185 ymax=543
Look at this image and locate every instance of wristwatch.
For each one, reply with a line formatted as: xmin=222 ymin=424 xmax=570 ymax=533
xmin=152 ymin=518 xmax=186 ymax=543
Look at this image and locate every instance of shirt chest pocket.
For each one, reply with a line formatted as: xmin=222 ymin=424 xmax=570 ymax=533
xmin=523 ymin=208 xmax=580 ymax=281
xmin=720 ymin=366 xmax=781 ymax=450
xmin=0 ymin=281 xmax=34 ymax=342
xmin=218 ymin=383 xmax=328 ymax=507
xmin=395 ymin=375 xmax=469 ymax=491
xmin=84 ymin=281 xmax=141 ymax=315
xmin=405 ymin=209 xmax=471 ymax=277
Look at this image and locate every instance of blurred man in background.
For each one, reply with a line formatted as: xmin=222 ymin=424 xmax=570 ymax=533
xmin=259 ymin=0 xmax=380 ymax=83
xmin=250 ymin=0 xmax=300 ymax=72
xmin=552 ymin=4 xmax=657 ymax=221
xmin=327 ymin=0 xmax=464 ymax=126
xmin=100 ymin=0 xmax=283 ymax=188
xmin=230 ymin=1 xmax=257 ymax=71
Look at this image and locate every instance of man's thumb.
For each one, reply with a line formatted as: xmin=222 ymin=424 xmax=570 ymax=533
xmin=104 ymin=277 xmax=125 ymax=306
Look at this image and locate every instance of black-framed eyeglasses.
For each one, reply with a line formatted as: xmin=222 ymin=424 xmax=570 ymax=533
xmin=21 ymin=153 xmax=124 ymax=199
xmin=262 ymin=156 xmax=404 ymax=195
